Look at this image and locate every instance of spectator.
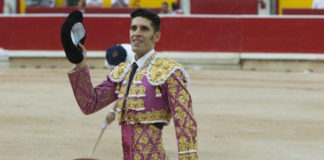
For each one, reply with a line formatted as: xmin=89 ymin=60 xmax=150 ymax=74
xmin=85 ymin=0 xmax=102 ymax=7
xmin=25 ymin=0 xmax=55 ymax=7
xmin=159 ymin=2 xmax=171 ymax=14
xmin=64 ymin=0 xmax=84 ymax=7
xmin=111 ymin=0 xmax=129 ymax=8
xmin=171 ymin=2 xmax=183 ymax=14
xmin=312 ymin=0 xmax=324 ymax=9
xmin=4 ymin=0 xmax=16 ymax=13
xmin=29 ymin=0 xmax=56 ymax=7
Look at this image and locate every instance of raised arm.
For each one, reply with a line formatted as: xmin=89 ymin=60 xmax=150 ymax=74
xmin=67 ymin=43 xmax=118 ymax=115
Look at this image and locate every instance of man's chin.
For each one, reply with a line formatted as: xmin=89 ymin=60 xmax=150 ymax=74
xmin=131 ymin=46 xmax=142 ymax=53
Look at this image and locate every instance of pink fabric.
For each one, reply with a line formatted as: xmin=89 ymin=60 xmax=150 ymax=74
xmin=68 ymin=66 xmax=118 ymax=114
xmin=118 ymin=75 xmax=170 ymax=123
xmin=121 ymin=123 xmax=167 ymax=160
xmin=121 ymin=122 xmax=134 ymax=160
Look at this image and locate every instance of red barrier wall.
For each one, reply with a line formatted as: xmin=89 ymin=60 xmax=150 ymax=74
xmin=191 ymin=0 xmax=258 ymax=14
xmin=241 ymin=18 xmax=324 ymax=53
xmin=0 ymin=16 xmax=130 ymax=51
xmin=283 ymin=8 xmax=324 ymax=15
xmin=1 ymin=15 xmax=324 ymax=53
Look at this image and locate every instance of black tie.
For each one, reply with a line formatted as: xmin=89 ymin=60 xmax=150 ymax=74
xmin=125 ymin=62 xmax=138 ymax=97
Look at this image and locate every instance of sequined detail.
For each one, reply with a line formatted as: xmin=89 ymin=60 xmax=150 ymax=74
xmin=118 ymin=108 xmax=171 ymax=124
xmin=179 ymin=152 xmax=198 ymax=160
xmin=125 ymin=98 xmax=145 ymax=111
xmin=110 ymin=61 xmax=132 ymax=83
xmin=147 ymin=57 xmax=190 ymax=87
xmin=133 ymin=123 xmax=167 ymax=160
xmin=115 ymin=83 xmax=121 ymax=94
xmin=166 ymin=74 xmax=198 ymax=158
xmin=118 ymin=68 xmax=147 ymax=99
xmin=155 ymin=86 xmax=162 ymax=98
xmin=133 ymin=68 xmax=145 ymax=84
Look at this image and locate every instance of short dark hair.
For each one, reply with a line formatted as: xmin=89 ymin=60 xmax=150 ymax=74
xmin=130 ymin=8 xmax=160 ymax=32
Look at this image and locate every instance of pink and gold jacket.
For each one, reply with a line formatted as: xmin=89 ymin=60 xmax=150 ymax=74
xmin=68 ymin=54 xmax=198 ymax=160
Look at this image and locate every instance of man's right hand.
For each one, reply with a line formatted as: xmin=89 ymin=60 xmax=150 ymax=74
xmin=105 ymin=112 xmax=116 ymax=124
xmin=75 ymin=43 xmax=87 ymax=70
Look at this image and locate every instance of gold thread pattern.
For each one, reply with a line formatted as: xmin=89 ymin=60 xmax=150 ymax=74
xmin=148 ymin=57 xmax=184 ymax=85
xmin=179 ymin=152 xmax=198 ymax=160
xmin=133 ymin=124 xmax=167 ymax=160
xmin=120 ymin=108 xmax=171 ymax=124
xmin=166 ymin=73 xmax=198 ymax=159
xmin=125 ymin=98 xmax=144 ymax=110
xmin=155 ymin=86 xmax=162 ymax=98
xmin=110 ymin=61 xmax=131 ymax=82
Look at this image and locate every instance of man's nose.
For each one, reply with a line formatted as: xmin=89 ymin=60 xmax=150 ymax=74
xmin=133 ymin=28 xmax=142 ymax=35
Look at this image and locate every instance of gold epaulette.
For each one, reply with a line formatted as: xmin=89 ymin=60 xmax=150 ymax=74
xmin=109 ymin=61 xmax=132 ymax=83
xmin=147 ymin=57 xmax=190 ymax=87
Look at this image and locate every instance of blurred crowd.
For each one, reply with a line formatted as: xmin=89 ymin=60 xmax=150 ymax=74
xmin=22 ymin=0 xmax=183 ymax=14
xmin=26 ymin=0 xmax=127 ymax=8
xmin=5 ymin=0 xmax=324 ymax=15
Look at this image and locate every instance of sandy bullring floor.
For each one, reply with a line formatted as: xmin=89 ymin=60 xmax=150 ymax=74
xmin=1 ymin=67 xmax=324 ymax=160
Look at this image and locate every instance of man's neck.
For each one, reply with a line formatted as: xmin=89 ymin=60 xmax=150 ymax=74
xmin=135 ymin=53 xmax=145 ymax=61
xmin=134 ymin=49 xmax=155 ymax=71
xmin=135 ymin=49 xmax=153 ymax=61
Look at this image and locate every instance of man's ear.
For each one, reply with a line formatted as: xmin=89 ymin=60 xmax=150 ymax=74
xmin=154 ymin=31 xmax=161 ymax=43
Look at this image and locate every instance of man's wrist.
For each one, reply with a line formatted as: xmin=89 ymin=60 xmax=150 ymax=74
xmin=75 ymin=61 xmax=87 ymax=71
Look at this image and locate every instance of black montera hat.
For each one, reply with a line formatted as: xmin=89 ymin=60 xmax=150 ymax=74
xmin=60 ymin=10 xmax=86 ymax=64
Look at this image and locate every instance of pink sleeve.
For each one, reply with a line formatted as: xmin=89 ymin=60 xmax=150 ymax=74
xmin=68 ymin=66 xmax=118 ymax=115
xmin=163 ymin=71 xmax=198 ymax=160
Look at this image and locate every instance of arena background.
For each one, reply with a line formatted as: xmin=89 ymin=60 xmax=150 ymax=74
xmin=1 ymin=0 xmax=324 ymax=160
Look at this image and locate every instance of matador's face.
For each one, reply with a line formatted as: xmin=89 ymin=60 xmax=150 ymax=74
xmin=130 ymin=17 xmax=160 ymax=59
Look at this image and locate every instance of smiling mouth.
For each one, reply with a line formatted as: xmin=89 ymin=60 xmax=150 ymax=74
xmin=132 ymin=39 xmax=143 ymax=45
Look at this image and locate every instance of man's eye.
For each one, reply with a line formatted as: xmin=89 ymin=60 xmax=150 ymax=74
xmin=141 ymin=26 xmax=149 ymax=31
xmin=131 ymin=26 xmax=137 ymax=31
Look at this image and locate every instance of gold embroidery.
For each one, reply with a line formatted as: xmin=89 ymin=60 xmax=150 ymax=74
xmin=118 ymin=69 xmax=146 ymax=98
xmin=148 ymin=57 xmax=184 ymax=85
xmin=128 ymin=86 xmax=146 ymax=97
xmin=133 ymin=124 xmax=166 ymax=160
xmin=119 ymin=108 xmax=171 ymax=124
xmin=167 ymin=75 xmax=198 ymax=154
xmin=134 ymin=153 xmax=141 ymax=160
xmin=125 ymin=98 xmax=144 ymax=110
xmin=110 ymin=61 xmax=131 ymax=82
xmin=116 ymin=98 xmax=123 ymax=110
xmin=118 ymin=83 xmax=126 ymax=97
xmin=133 ymin=68 xmax=146 ymax=83
xmin=117 ymin=111 xmax=122 ymax=122
xmin=155 ymin=87 xmax=161 ymax=97
xmin=115 ymin=83 xmax=121 ymax=93
xmin=167 ymin=76 xmax=178 ymax=97
xmin=179 ymin=152 xmax=198 ymax=160
xmin=151 ymin=153 xmax=159 ymax=159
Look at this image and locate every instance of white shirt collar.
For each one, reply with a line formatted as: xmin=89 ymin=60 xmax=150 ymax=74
xmin=134 ymin=49 xmax=155 ymax=71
